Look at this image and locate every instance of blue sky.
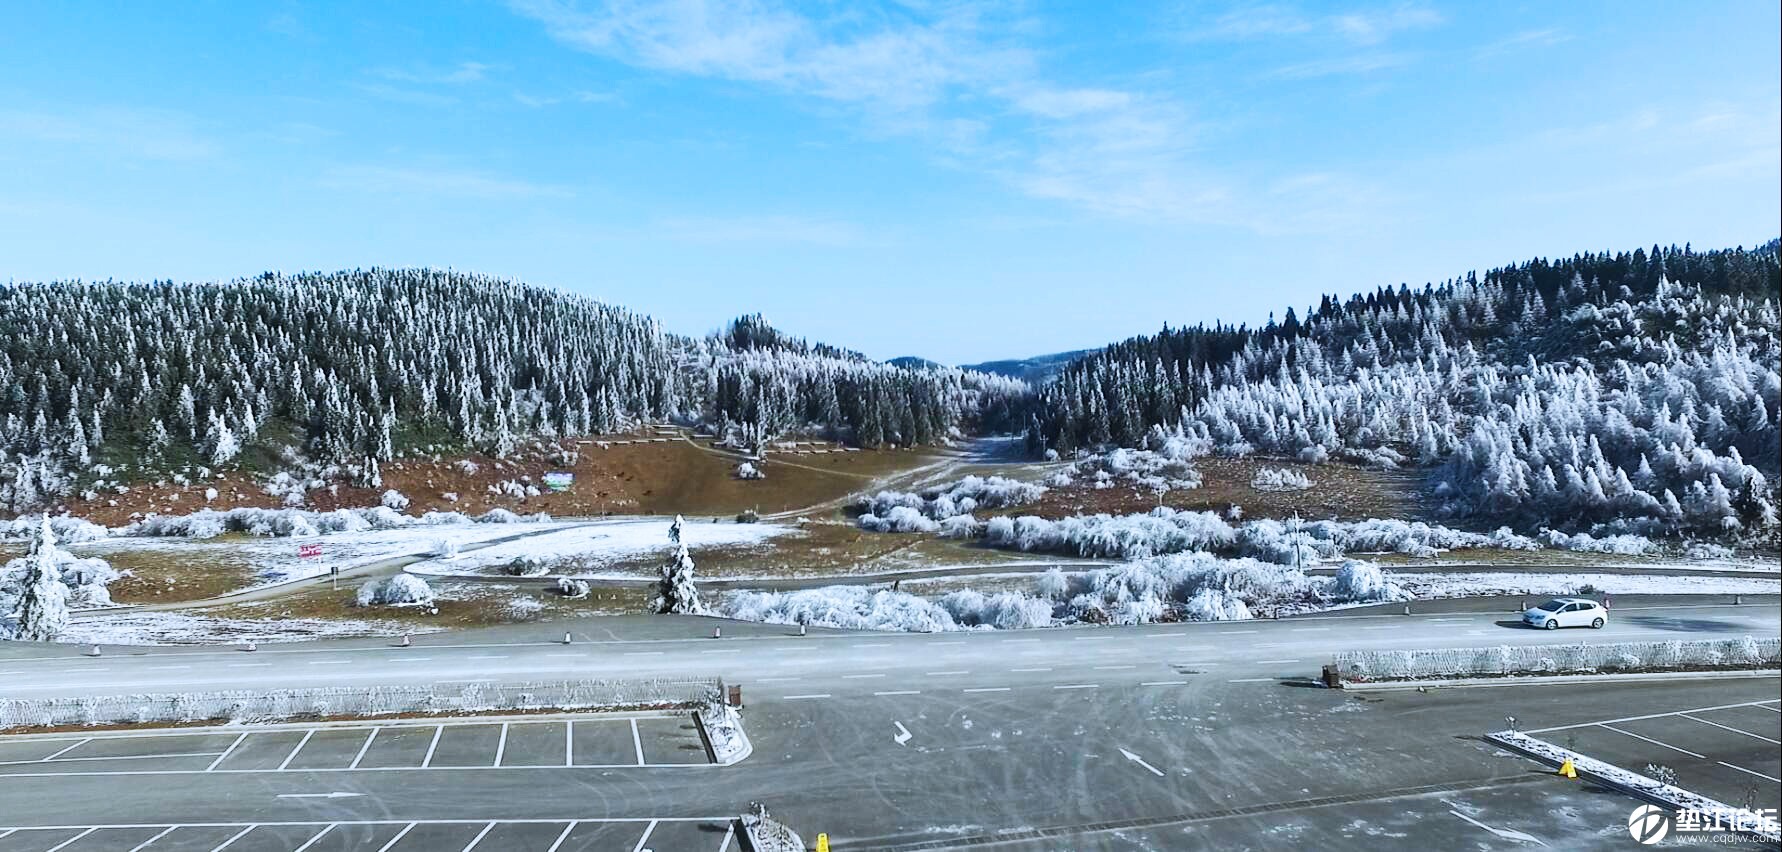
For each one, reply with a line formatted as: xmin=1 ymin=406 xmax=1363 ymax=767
xmin=3 ymin=2 xmax=1777 ymax=363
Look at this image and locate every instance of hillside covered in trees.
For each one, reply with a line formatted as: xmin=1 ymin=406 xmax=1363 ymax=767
xmin=0 ymin=271 xmax=1026 ymax=513
xmin=1029 ymin=241 xmax=1781 ymax=539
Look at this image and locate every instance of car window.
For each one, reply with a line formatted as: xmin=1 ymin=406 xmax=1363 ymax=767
xmin=1538 ymin=601 xmax=1565 ymax=612
xmin=1578 ymin=602 xmax=1597 ymax=610
xmin=1560 ymin=603 xmax=1579 ymax=612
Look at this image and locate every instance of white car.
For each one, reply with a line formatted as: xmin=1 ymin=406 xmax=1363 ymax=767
xmin=1522 ymin=597 xmax=1608 ymax=630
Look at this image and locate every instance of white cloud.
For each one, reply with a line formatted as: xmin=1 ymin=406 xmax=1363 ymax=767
xmin=1267 ymin=52 xmax=1415 ymax=79
xmin=374 ymin=61 xmax=493 ymax=85
xmin=319 ymin=165 xmax=572 ymax=199
xmin=1182 ymin=2 xmax=1442 ymax=45
xmin=1473 ymin=28 xmax=1571 ymax=60
xmin=0 ymin=108 xmax=217 ymax=162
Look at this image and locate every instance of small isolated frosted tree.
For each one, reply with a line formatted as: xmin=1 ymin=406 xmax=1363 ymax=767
xmin=653 ymin=516 xmax=704 ymax=614
xmin=13 ymin=517 xmax=70 ymax=641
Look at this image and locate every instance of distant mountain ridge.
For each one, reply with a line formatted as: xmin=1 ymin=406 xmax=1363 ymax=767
xmin=887 ymin=350 xmax=1098 ymax=385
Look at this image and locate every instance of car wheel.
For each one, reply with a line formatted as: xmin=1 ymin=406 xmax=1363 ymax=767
xmin=1544 ymin=619 xmax=1558 ymax=630
xmin=1592 ymin=618 xmax=1604 ymax=629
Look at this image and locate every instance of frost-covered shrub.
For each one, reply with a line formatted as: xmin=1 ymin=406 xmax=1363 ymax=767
xmin=1682 ymin=541 xmax=1734 ymax=559
xmin=1329 ymin=561 xmax=1410 ymax=602
xmin=501 ymin=557 xmax=549 ymax=577
xmin=0 ymin=516 xmax=109 ymax=544
xmin=1251 ymin=467 xmax=1313 ymax=492
xmin=1184 ymin=588 xmax=1251 ymax=621
xmin=1543 ymin=530 xmax=1656 ymax=555
xmin=938 ymin=589 xmax=1054 ymax=629
xmin=720 ymin=586 xmax=966 ymax=632
xmin=856 ymin=475 xmax=1047 ymax=525
xmin=736 ymin=462 xmax=765 ymax=480
xmin=936 ymin=514 xmax=981 ymax=539
xmin=380 ymin=490 xmax=411 ymax=511
xmin=858 ymin=506 xmax=939 ymax=533
xmin=355 ymin=574 xmax=435 ymax=607
xmin=504 ymin=597 xmax=545 ymax=620
xmin=432 ymin=539 xmax=459 ymax=559
xmin=122 ymin=506 xmax=473 ymax=539
xmin=556 ymin=577 xmax=590 ymax=599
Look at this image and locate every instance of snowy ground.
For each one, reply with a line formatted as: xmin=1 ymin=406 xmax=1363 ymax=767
xmin=407 ymin=516 xmax=792 ymax=578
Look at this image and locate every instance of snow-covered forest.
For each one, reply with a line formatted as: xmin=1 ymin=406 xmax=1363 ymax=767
xmin=1029 ymin=242 xmax=1781 ymax=540
xmin=0 ymin=271 xmax=1027 ymax=512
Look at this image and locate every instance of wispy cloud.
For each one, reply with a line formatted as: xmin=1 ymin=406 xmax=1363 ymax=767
xmin=1267 ymin=52 xmax=1416 ymax=79
xmin=374 ymin=61 xmax=494 ymax=85
xmin=1184 ymin=2 xmax=1442 ymax=45
xmin=1473 ymin=28 xmax=1570 ymax=60
xmin=0 ymin=107 xmax=217 ymax=162
xmin=320 ymin=165 xmax=572 ymax=199
xmin=352 ymin=83 xmax=460 ymax=107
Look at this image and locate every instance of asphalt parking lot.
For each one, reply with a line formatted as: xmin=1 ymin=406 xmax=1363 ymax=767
xmin=1520 ymin=697 xmax=1781 ymax=810
xmin=0 ymin=818 xmax=739 ymax=852
xmin=0 ymin=714 xmax=713 ymax=777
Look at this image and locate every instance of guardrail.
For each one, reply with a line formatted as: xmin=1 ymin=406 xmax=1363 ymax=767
xmin=1332 ymin=637 xmax=1780 ymax=683
xmin=0 ymin=678 xmax=722 ymax=729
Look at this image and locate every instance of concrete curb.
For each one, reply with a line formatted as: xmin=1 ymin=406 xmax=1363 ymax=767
xmin=694 ymin=702 xmax=753 ymax=766
xmin=1486 ymin=730 xmax=1781 ymax=845
xmin=1342 ymin=667 xmax=1779 ymax=691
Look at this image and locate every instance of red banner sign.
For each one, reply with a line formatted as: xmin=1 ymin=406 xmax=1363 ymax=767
xmin=298 ymin=543 xmax=322 ymax=558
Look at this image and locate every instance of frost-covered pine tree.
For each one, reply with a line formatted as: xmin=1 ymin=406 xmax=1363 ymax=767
xmin=652 ymin=515 xmax=704 ymax=614
xmin=12 ymin=517 xmax=69 ymax=641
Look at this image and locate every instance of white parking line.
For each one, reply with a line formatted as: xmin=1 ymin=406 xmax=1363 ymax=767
xmin=462 ymin=821 xmax=497 ymax=851
xmin=1598 ymin=724 xmax=1705 ymax=759
xmin=783 ymin=694 xmax=831 ymax=700
xmin=1525 ymin=699 xmax=1782 ymax=733
xmin=1718 ymin=761 xmax=1782 ymax=783
xmin=565 ymin=721 xmax=574 ymax=767
xmin=208 ymin=733 xmax=247 ymax=772
xmin=44 ymin=828 xmax=98 ymax=852
xmin=210 ymin=825 xmax=257 ymax=851
xmin=278 ymin=730 xmax=316 ymax=771
xmin=631 ymin=820 xmax=658 ymax=852
xmin=422 ymin=725 xmax=445 ymax=768
xmin=493 ymin=724 xmax=508 ymax=768
xmin=544 ymin=822 xmax=576 ymax=852
xmin=1679 ymin=713 xmax=1781 ymax=744
xmin=128 ymin=826 xmax=178 ymax=852
xmin=292 ymin=824 xmax=336 ymax=852
xmin=43 ymin=739 xmax=90 ymax=761
xmin=349 ymin=728 xmax=380 ymax=769
xmin=631 ymin=718 xmax=645 ymax=766
xmin=374 ymin=824 xmax=416 ymax=852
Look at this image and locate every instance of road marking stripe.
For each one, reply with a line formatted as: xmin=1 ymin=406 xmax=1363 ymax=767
xmin=1218 ymin=630 xmax=1257 ymax=635
xmin=1229 ymin=678 xmax=1277 ymax=683
xmin=1255 ymin=659 xmax=1301 ymax=664
xmin=278 ymin=730 xmax=316 ymax=771
xmin=306 ymin=660 xmax=351 ymax=665
xmin=374 ymin=824 xmax=416 ymax=852
xmin=210 ymin=825 xmax=256 ymax=851
xmin=1598 ymin=725 xmax=1705 ymax=758
xmin=1072 ymin=636 xmax=1115 ymax=642
xmin=207 ymin=733 xmax=247 ymax=772
xmin=1290 ymin=628 xmax=1330 ymax=632
xmin=1525 ymin=699 xmax=1782 ymax=733
xmin=1004 ymin=639 xmax=1041 ymax=644
xmin=292 ymin=824 xmax=336 ymax=852
xmin=1010 ymin=667 xmax=1051 ymax=673
xmin=719 ymin=820 xmax=737 ymax=852
xmin=3 ymin=752 xmax=225 ymax=766
xmin=1094 ymin=665 xmax=1136 ymax=670
xmin=226 ymin=663 xmax=272 ymax=668
xmin=852 ymin=643 xmax=892 ymax=648
xmin=630 ymin=718 xmax=645 ymax=766
xmin=544 ymin=822 xmax=576 ymax=852
xmin=467 ymin=655 xmax=507 ymax=660
xmin=631 ymin=820 xmax=658 ymax=852
xmin=701 ymin=649 xmax=741 ymax=655
xmin=493 ymin=724 xmax=508 ymax=767
xmin=842 ymin=673 xmax=886 ymax=679
xmin=1717 ymin=761 xmax=1782 ymax=783
xmin=461 ymin=821 xmax=496 ymax=852
xmin=624 ymin=651 xmax=665 ymax=656
xmin=0 ymin=829 xmax=12 ymax=840
xmin=1678 ymin=713 xmax=1781 ymax=744
xmin=874 ymin=690 xmax=921 ymax=696
xmin=925 ymin=671 xmax=970 ymax=676
xmin=783 ymin=694 xmax=831 ymax=700
xmin=422 ymin=725 xmax=445 ymax=768
xmin=1141 ymin=681 xmax=1188 ymax=686
xmin=932 ymin=641 xmax=967 ymax=646
xmin=149 ymin=665 xmax=191 ymax=670
xmin=754 ymin=677 xmax=801 ymax=683
xmin=44 ymin=828 xmax=98 ymax=852
xmin=1053 ymin=684 xmax=1099 ymax=690
xmin=349 ymin=728 xmax=379 ymax=769
xmin=962 ymin=687 xmax=1010 ymax=693
xmin=127 ymin=826 xmax=179 ymax=852
xmin=565 ymin=721 xmax=574 ymax=767
xmin=43 ymin=739 xmax=91 ymax=761
xmin=544 ymin=653 xmax=584 ymax=658
xmin=389 ymin=657 xmax=432 ymax=662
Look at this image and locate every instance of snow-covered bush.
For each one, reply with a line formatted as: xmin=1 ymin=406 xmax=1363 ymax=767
xmin=736 ymin=462 xmax=766 ymax=480
xmin=380 ymin=490 xmax=410 ymax=511
xmin=504 ymin=596 xmax=544 ymax=620
xmin=1251 ymin=467 xmax=1313 ymax=492
xmin=355 ymin=574 xmax=435 ymax=607
xmin=0 ymin=515 xmax=108 ymax=544
xmin=855 ymin=475 xmax=1047 ymax=525
xmin=432 ymin=539 xmax=460 ymax=559
xmin=120 ymin=505 xmax=547 ymax=539
xmin=858 ymin=506 xmax=939 ymax=534
xmin=556 ymin=577 xmax=590 ymax=599
xmin=1329 ymin=561 xmax=1410 ymax=602
xmin=501 ymin=557 xmax=549 ymax=577
xmin=1542 ymin=530 xmax=1656 ymax=555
